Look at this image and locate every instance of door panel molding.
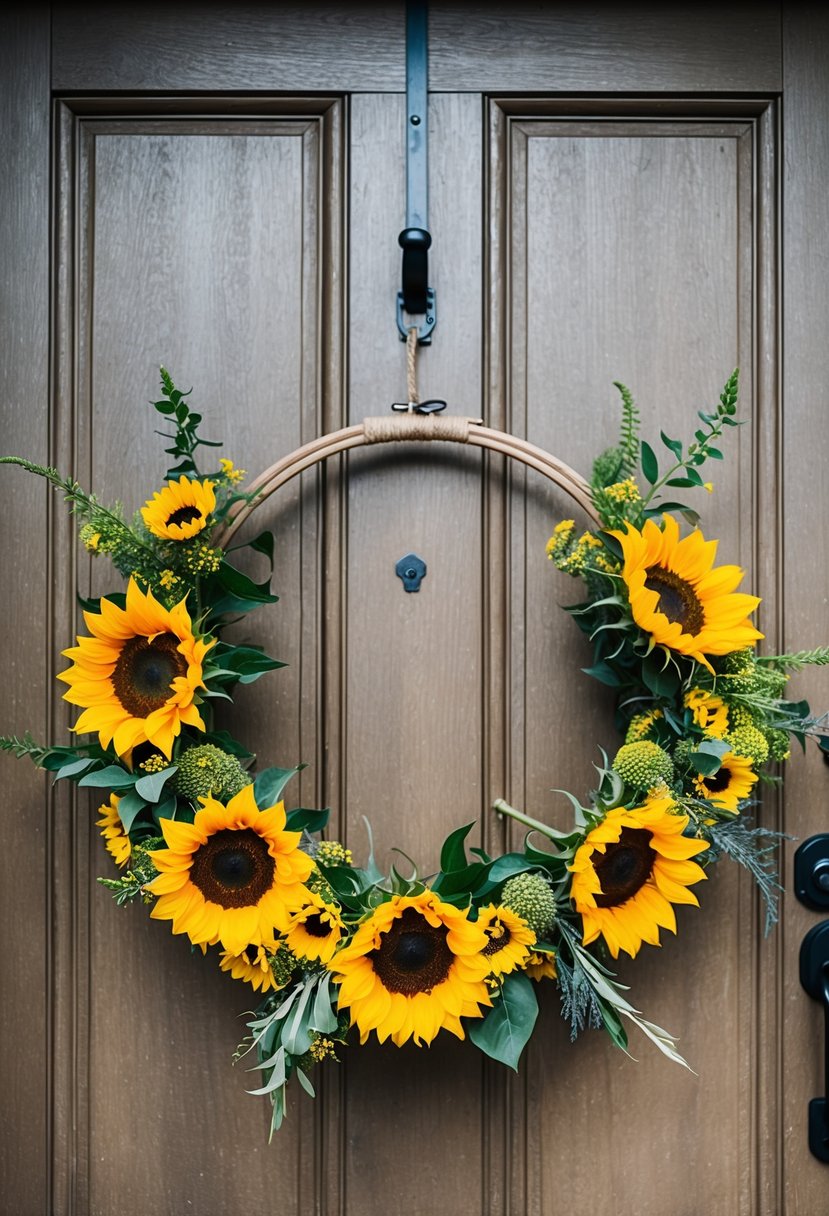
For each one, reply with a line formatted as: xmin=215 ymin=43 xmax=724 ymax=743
xmin=487 ymin=95 xmax=780 ymax=1215
xmin=50 ymin=95 xmax=346 ymax=1214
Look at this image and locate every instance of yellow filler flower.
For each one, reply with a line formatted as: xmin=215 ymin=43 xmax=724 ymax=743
xmin=146 ymin=785 xmax=313 ymax=955
xmin=610 ymin=514 xmax=762 ymax=670
xmin=569 ymin=794 xmax=709 ymax=960
xmin=58 ymin=577 xmax=213 ymax=759
xmin=329 ymin=891 xmax=492 ymax=1047
xmin=141 ymin=475 xmax=216 ymax=541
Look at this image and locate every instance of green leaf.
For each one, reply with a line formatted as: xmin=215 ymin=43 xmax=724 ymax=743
xmin=207 ymin=562 xmax=279 ymax=618
xmin=253 ymin=765 xmax=303 ymax=808
xmin=660 ymin=431 xmax=683 ymax=459
xmin=282 ymin=982 xmax=315 ymax=1056
xmin=285 ymin=806 xmax=330 ymax=834
xmin=689 ymin=736 xmax=731 ymax=777
xmin=134 ymin=765 xmax=178 ymax=803
xmin=78 ymin=765 xmax=137 ymax=790
xmin=310 ymin=974 xmax=339 ymax=1034
xmin=53 ymin=757 xmax=98 ymax=781
xmin=440 ymin=822 xmax=476 ymax=873
xmin=640 ymin=440 xmax=659 ymax=485
xmin=246 ymin=530 xmax=275 ymax=564
xmin=641 ymin=650 xmax=680 ymax=698
xmin=200 ymin=729 xmax=255 ymax=760
xmin=294 ymin=1066 xmax=316 ymax=1098
xmin=599 ymin=998 xmax=629 ymax=1050
xmin=582 ymin=661 xmax=622 ymax=688
xmin=153 ymin=795 xmax=179 ymax=825
xmin=115 ymin=789 xmax=148 ymax=833
xmin=468 ymin=973 xmax=538 ymax=1071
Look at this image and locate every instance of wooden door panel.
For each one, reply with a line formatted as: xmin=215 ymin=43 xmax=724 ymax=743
xmin=52 ymin=100 xmax=344 ymax=1214
xmin=490 ymin=102 xmax=771 ymax=1216
xmin=4 ymin=6 xmax=829 ymax=1215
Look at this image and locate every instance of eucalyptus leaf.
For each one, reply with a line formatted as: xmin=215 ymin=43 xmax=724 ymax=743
xmin=282 ymin=981 xmax=315 ymax=1056
xmin=247 ymin=1046 xmax=287 ymax=1096
xmin=310 ymin=974 xmax=339 ymax=1034
xmin=78 ymin=765 xmax=137 ymax=790
xmin=134 ymin=766 xmax=177 ymax=803
xmin=294 ymin=1066 xmax=316 ymax=1098
xmin=115 ymin=789 xmax=148 ymax=833
xmin=53 ymin=757 xmax=98 ymax=781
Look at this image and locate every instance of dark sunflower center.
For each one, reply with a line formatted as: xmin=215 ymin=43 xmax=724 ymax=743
xmin=302 ymin=913 xmax=331 ymax=938
xmin=593 ymin=827 xmax=655 ymax=908
xmin=189 ymin=828 xmax=275 ymax=909
xmin=166 ymin=505 xmax=202 ymax=528
xmin=482 ymin=921 xmax=512 ymax=957
xmin=702 ymin=765 xmax=732 ymax=793
xmin=111 ymin=633 xmax=187 ymax=717
xmin=369 ymin=906 xmax=454 ymax=996
xmin=644 ymin=565 xmax=704 ymax=634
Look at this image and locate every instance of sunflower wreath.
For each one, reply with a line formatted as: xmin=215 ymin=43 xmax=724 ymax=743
xmin=3 ymin=367 xmax=829 ymax=1140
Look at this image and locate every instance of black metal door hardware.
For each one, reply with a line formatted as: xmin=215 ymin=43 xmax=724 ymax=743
xmin=799 ymin=920 xmax=829 ymax=1162
xmin=396 ymin=553 xmax=426 ymax=592
xmin=795 ymin=834 xmax=829 ymax=911
xmin=397 ymin=0 xmax=436 ymax=344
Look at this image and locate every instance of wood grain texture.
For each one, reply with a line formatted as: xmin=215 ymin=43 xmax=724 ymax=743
xmin=429 ymin=1 xmax=781 ymax=93
xmin=54 ymin=99 xmax=344 ymax=1215
xmin=781 ymin=9 xmax=829 ymax=1215
xmin=341 ymin=91 xmax=487 ymax=1216
xmin=0 ymin=11 xmax=51 ymax=1216
xmin=52 ymin=1 xmax=405 ymax=92
xmin=491 ymin=101 xmax=771 ymax=1216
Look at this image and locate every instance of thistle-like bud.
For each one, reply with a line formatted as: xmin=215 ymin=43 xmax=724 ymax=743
xmin=500 ymin=873 xmax=557 ymax=940
xmin=173 ymin=744 xmax=251 ymax=802
xmin=613 ymin=740 xmax=674 ymax=791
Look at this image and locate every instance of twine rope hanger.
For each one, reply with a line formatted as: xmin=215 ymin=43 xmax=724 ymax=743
xmin=212 ymin=332 xmax=600 ymax=548
xmin=211 ymin=14 xmax=600 ymax=549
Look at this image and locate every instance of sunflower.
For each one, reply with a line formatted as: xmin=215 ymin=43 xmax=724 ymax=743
xmin=693 ymin=751 xmax=758 ymax=813
xmin=58 ymin=577 xmax=213 ymax=759
xmin=684 ymin=688 xmax=729 ymax=738
xmin=146 ymin=785 xmax=313 ymax=955
xmin=140 ymin=475 xmax=216 ymax=541
xmin=280 ymin=891 xmax=345 ymax=964
xmin=96 ymin=794 xmax=131 ymax=868
xmin=328 ymin=891 xmax=492 ymax=1047
xmin=524 ymin=951 xmax=557 ymax=982
xmin=219 ymin=943 xmax=284 ymax=994
xmin=568 ymin=794 xmax=709 ymax=959
xmin=610 ymin=514 xmax=763 ymax=671
xmin=477 ymin=904 xmax=536 ymax=978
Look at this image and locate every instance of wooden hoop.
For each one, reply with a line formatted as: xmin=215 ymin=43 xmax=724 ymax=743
xmin=213 ymin=413 xmax=600 ymax=546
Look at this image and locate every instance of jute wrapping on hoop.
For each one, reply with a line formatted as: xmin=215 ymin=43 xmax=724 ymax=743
xmin=214 ymin=413 xmax=599 ymax=547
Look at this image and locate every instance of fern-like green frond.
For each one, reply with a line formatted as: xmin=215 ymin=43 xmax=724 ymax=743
xmin=613 ymin=381 xmax=640 ymax=476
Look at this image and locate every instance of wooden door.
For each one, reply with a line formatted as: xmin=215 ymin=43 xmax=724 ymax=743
xmin=2 ymin=5 xmax=828 ymax=1213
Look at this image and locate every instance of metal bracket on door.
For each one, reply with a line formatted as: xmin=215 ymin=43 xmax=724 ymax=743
xmin=396 ymin=0 xmax=436 ymax=344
